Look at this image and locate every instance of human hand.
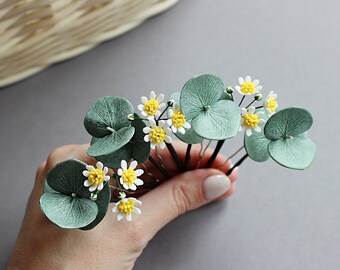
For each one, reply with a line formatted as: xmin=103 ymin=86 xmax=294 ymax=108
xmin=7 ymin=141 xmax=238 ymax=270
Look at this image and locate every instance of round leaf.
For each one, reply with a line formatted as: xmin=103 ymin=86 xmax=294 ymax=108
xmin=175 ymin=125 xmax=204 ymax=144
xmin=219 ymin=90 xmax=233 ymax=101
xmin=244 ymin=109 xmax=270 ymax=162
xmin=87 ymin=126 xmax=135 ymax=157
xmin=180 ymin=74 xmax=225 ymax=120
xmin=268 ymin=133 xmax=316 ymax=170
xmin=192 ymin=100 xmax=240 ymax=140
xmin=40 ymin=193 xmax=98 ymax=229
xmin=81 ymin=183 xmax=111 ymax=230
xmin=84 ymin=96 xmax=134 ymax=138
xmin=264 ymin=107 xmax=313 ymax=140
xmin=47 ymin=159 xmax=90 ymax=197
xmin=93 ymin=119 xmax=150 ymax=167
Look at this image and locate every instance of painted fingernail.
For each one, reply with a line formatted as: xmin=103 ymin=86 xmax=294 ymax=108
xmin=203 ymin=175 xmax=231 ymax=201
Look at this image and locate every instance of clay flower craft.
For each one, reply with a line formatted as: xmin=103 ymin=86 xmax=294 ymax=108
xmin=84 ymin=96 xmax=135 ymax=157
xmin=138 ymin=91 xmax=165 ymax=119
xmin=167 ymin=104 xmax=191 ymax=134
xmin=112 ymin=193 xmax=142 ymax=221
xmin=240 ymin=106 xmax=266 ymax=136
xmin=235 ymin=76 xmax=262 ymax=96
xmin=40 ymin=159 xmax=111 ymax=230
xmin=143 ymin=119 xmax=172 ymax=149
xmin=117 ymin=160 xmax=144 ymax=190
xmin=83 ymin=161 xmax=110 ymax=192
xmin=38 ymin=73 xmax=316 ymax=231
xmin=263 ymin=91 xmax=278 ymax=115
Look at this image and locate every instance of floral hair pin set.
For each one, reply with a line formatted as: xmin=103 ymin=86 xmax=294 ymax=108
xmin=39 ymin=74 xmax=316 ymax=229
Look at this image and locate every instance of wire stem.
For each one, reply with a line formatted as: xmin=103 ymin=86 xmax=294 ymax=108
xmin=148 ymin=156 xmax=170 ymax=179
xmin=246 ymin=99 xmax=256 ymax=109
xmin=226 ymin=154 xmax=248 ymax=176
xmin=184 ymin=144 xmax=192 ymax=170
xmin=166 ymin=143 xmax=185 ymax=172
xmin=205 ymin=140 xmax=225 ymax=168
xmin=238 ymin=95 xmax=245 ymax=106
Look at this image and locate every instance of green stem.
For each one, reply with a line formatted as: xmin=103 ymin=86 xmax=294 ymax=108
xmin=226 ymin=154 xmax=248 ymax=176
xmin=255 ymin=106 xmax=263 ymax=109
xmin=205 ymin=140 xmax=225 ymax=168
xmin=166 ymin=143 xmax=185 ymax=172
xmin=148 ymin=156 xmax=170 ymax=179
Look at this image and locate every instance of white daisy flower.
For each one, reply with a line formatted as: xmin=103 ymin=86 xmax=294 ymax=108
xmin=117 ymin=160 xmax=144 ymax=191
xmin=263 ymin=91 xmax=278 ymax=115
xmin=137 ymin=91 xmax=166 ymax=119
xmin=240 ymin=106 xmax=266 ymax=136
xmin=167 ymin=104 xmax=191 ymax=134
xmin=83 ymin=161 xmax=110 ymax=192
xmin=112 ymin=193 xmax=142 ymax=222
xmin=235 ymin=76 xmax=262 ymax=95
xmin=143 ymin=119 xmax=172 ymax=149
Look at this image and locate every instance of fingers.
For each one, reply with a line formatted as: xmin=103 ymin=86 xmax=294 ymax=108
xmin=34 ymin=144 xmax=94 ymax=191
xmin=138 ymin=168 xmax=232 ymax=238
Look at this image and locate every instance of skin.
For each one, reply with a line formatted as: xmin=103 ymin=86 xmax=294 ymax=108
xmin=7 ymin=141 xmax=238 ymax=270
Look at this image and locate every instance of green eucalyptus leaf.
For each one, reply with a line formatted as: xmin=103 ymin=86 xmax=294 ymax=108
xmin=191 ymin=100 xmax=240 ymax=140
xmin=40 ymin=193 xmax=98 ymax=229
xmin=268 ymin=133 xmax=316 ymax=170
xmin=244 ymin=109 xmax=270 ymax=162
xmin=93 ymin=118 xmax=150 ymax=167
xmin=219 ymin=90 xmax=233 ymax=101
xmin=84 ymin=96 xmax=134 ymax=138
xmin=175 ymin=126 xmax=204 ymax=144
xmin=87 ymin=126 xmax=135 ymax=157
xmin=264 ymin=107 xmax=313 ymax=140
xmin=180 ymin=74 xmax=225 ymax=120
xmin=46 ymin=159 xmax=90 ymax=198
xmin=43 ymin=180 xmax=58 ymax=194
xmin=81 ymin=183 xmax=111 ymax=230
xmin=169 ymin=92 xmax=203 ymax=144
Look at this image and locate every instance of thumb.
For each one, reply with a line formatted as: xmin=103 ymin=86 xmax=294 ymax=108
xmin=140 ymin=169 xmax=232 ymax=237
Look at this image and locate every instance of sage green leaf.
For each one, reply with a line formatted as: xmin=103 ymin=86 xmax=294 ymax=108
xmin=264 ymin=107 xmax=313 ymax=140
xmin=93 ymin=118 xmax=150 ymax=167
xmin=87 ymin=126 xmax=135 ymax=157
xmin=84 ymin=96 xmax=134 ymax=138
xmin=219 ymin=90 xmax=233 ymax=101
xmin=81 ymin=183 xmax=111 ymax=230
xmin=40 ymin=193 xmax=98 ymax=229
xmin=191 ymin=100 xmax=240 ymax=140
xmin=169 ymin=92 xmax=203 ymax=144
xmin=268 ymin=133 xmax=316 ymax=170
xmin=180 ymin=74 xmax=225 ymax=120
xmin=175 ymin=126 xmax=204 ymax=144
xmin=46 ymin=159 xmax=90 ymax=198
xmin=43 ymin=180 xmax=58 ymax=194
xmin=244 ymin=109 xmax=270 ymax=162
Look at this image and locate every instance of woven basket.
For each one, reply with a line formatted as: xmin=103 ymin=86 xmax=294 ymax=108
xmin=0 ymin=0 xmax=178 ymax=88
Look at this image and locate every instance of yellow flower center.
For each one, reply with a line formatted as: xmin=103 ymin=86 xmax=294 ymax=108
xmin=243 ymin=113 xmax=260 ymax=128
xmin=88 ymin=169 xmax=105 ymax=185
xmin=241 ymin=82 xmax=256 ymax=94
xmin=144 ymin=99 xmax=159 ymax=116
xmin=122 ymin=169 xmax=137 ymax=185
xmin=149 ymin=127 xmax=166 ymax=143
xmin=171 ymin=111 xmax=186 ymax=128
xmin=265 ymin=97 xmax=278 ymax=112
xmin=118 ymin=199 xmax=135 ymax=215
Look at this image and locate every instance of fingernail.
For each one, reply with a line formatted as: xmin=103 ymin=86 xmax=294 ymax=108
xmin=203 ymin=175 xmax=231 ymax=201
